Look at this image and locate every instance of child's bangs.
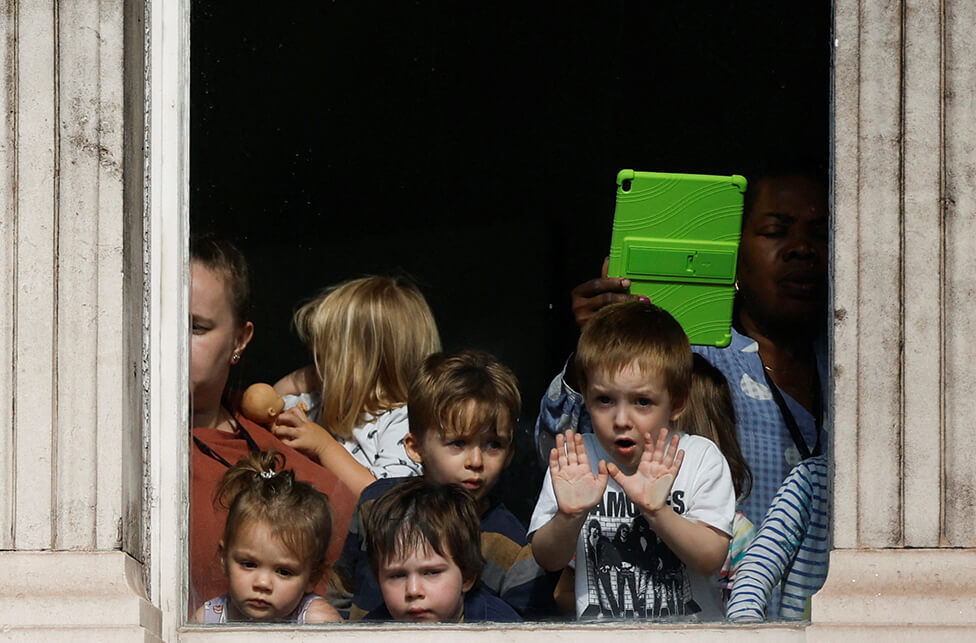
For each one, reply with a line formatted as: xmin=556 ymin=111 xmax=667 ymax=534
xmin=269 ymin=522 xmax=316 ymax=569
xmin=579 ymin=345 xmax=663 ymax=383
xmin=578 ymin=339 xmax=688 ymax=401
xmin=387 ymin=522 xmax=447 ymax=568
xmin=439 ymin=399 xmax=513 ymax=444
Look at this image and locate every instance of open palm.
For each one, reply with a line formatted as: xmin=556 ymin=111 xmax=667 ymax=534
xmin=550 ymin=430 xmax=609 ymax=515
xmin=609 ymin=427 xmax=684 ymax=513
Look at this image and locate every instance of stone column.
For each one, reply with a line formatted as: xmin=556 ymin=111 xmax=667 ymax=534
xmin=811 ymin=0 xmax=976 ymax=638
xmin=0 ymin=1 xmax=161 ymax=639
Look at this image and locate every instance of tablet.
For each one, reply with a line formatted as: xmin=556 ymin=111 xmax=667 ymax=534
xmin=608 ymin=170 xmax=746 ymax=348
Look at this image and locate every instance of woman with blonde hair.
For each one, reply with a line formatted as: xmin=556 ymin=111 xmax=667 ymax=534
xmin=273 ymin=276 xmax=441 ymax=496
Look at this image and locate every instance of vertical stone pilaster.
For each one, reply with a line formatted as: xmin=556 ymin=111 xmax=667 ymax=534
xmin=901 ymin=0 xmax=945 ymax=548
xmin=829 ymin=0 xmax=861 ymax=553
xmin=13 ymin=0 xmax=58 ymax=552
xmin=0 ymin=0 xmax=159 ymax=637
xmin=0 ymin=0 xmax=19 ymax=550
xmin=813 ymin=0 xmax=976 ymax=635
xmin=853 ymin=0 xmax=904 ymax=549
xmin=943 ymin=0 xmax=976 ymax=549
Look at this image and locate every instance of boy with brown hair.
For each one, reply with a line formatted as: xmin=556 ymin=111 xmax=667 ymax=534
xmin=529 ymin=301 xmax=735 ymax=620
xmin=338 ymin=349 xmax=555 ymax=619
xmin=363 ymin=478 xmax=519 ymax=622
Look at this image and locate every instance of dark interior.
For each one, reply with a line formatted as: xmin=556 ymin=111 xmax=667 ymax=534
xmin=191 ymin=2 xmax=830 ymax=523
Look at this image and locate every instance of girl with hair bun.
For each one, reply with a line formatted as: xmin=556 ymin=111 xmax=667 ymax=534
xmin=193 ymin=450 xmax=342 ymax=624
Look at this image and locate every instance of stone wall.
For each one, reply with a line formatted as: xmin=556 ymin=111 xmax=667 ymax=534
xmin=0 ymin=0 xmax=158 ymax=639
xmin=0 ymin=0 xmax=974 ymax=640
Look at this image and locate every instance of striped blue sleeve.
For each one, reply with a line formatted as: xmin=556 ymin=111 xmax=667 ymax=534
xmin=726 ymin=456 xmax=829 ymax=622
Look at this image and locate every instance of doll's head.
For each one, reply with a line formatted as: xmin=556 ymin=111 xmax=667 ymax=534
xmin=240 ymin=383 xmax=285 ymax=426
xmin=241 ymin=382 xmax=285 ymax=426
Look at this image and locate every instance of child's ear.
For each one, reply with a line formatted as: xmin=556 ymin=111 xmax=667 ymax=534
xmin=669 ymin=395 xmax=688 ymax=422
xmin=404 ymin=433 xmax=424 ymax=464
xmin=461 ymin=575 xmax=476 ymax=593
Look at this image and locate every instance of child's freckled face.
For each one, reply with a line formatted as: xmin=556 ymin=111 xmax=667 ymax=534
xmin=378 ymin=543 xmax=474 ymax=622
xmin=583 ymin=361 xmax=682 ymax=475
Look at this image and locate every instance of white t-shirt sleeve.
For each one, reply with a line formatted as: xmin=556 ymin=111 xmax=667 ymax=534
xmin=527 ymin=467 xmax=558 ymax=538
xmin=677 ymin=434 xmax=736 ymax=536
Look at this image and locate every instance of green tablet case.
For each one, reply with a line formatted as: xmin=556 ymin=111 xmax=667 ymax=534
xmin=608 ymin=170 xmax=746 ymax=347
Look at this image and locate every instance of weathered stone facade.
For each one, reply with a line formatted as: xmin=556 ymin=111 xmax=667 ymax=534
xmin=1 ymin=1 xmax=973 ymax=640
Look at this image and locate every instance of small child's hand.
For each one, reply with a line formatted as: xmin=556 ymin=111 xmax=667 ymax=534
xmin=550 ymin=430 xmax=609 ymax=516
xmin=608 ymin=427 xmax=684 ymax=514
xmin=272 ymin=405 xmax=330 ymax=463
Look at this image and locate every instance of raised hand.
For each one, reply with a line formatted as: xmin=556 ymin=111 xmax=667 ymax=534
xmin=608 ymin=427 xmax=684 ymax=514
xmin=550 ymin=430 xmax=609 ymax=515
xmin=571 ymin=258 xmax=644 ymax=328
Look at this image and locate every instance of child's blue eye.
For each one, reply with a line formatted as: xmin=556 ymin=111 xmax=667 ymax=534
xmin=486 ymin=440 xmax=503 ymax=451
xmin=596 ymin=396 xmax=612 ymax=405
xmin=240 ymin=560 xmax=257 ymax=569
xmin=450 ymin=439 xmax=466 ymax=448
xmin=276 ymin=568 xmax=294 ymax=577
xmin=636 ymin=398 xmax=652 ymax=407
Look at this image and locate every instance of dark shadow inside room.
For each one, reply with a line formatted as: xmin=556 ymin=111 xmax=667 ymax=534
xmin=191 ymin=1 xmax=829 ymax=533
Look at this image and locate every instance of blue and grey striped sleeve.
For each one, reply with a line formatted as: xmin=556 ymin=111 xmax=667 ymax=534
xmin=726 ymin=456 xmax=830 ymax=622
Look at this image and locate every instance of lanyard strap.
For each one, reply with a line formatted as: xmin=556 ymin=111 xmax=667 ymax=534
xmin=761 ymin=367 xmax=823 ymax=460
xmin=192 ymin=408 xmax=261 ymax=469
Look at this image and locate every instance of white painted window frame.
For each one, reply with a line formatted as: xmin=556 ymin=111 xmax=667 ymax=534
xmin=147 ymin=1 xmax=818 ymax=640
xmin=148 ymin=0 xmax=192 ymax=637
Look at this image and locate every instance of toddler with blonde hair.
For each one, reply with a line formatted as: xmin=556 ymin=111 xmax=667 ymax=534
xmin=273 ymin=276 xmax=441 ymax=496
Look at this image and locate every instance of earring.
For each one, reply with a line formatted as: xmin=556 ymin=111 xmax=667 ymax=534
xmin=231 ymin=352 xmax=241 ymax=364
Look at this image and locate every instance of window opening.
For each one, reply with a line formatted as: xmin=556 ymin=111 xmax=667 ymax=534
xmin=187 ymin=0 xmax=831 ymax=630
